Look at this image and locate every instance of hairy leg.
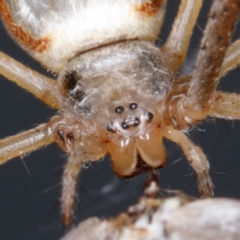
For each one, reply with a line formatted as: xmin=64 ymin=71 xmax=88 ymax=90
xmin=61 ymin=144 xmax=86 ymax=227
xmin=162 ymin=126 xmax=214 ymax=198
xmin=0 ymin=122 xmax=54 ymax=164
xmin=166 ymin=0 xmax=240 ymax=127
xmin=184 ymin=0 xmax=239 ymax=120
xmin=220 ymin=39 xmax=240 ymax=77
xmin=0 ymin=51 xmax=61 ymax=109
xmin=0 ymin=116 xmax=65 ymax=164
xmin=162 ymin=0 xmax=202 ymax=72
xmin=210 ymin=91 xmax=240 ymax=119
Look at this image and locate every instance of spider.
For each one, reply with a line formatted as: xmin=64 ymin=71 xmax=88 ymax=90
xmin=0 ymin=0 xmax=240 ymax=230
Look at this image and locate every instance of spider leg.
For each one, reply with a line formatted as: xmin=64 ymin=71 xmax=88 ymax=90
xmin=162 ymin=126 xmax=214 ymax=198
xmin=0 ymin=123 xmax=53 ymax=164
xmin=162 ymin=0 xmax=202 ymax=72
xmin=0 ymin=116 xmax=64 ymax=164
xmin=182 ymin=0 xmax=240 ymax=122
xmin=0 ymin=51 xmax=61 ymax=109
xmin=220 ymin=39 xmax=240 ymax=77
xmin=61 ymin=144 xmax=85 ymax=228
xmin=209 ymin=91 xmax=240 ymax=119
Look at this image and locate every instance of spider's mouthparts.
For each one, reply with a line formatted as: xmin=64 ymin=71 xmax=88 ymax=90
xmin=107 ymin=126 xmax=166 ymax=177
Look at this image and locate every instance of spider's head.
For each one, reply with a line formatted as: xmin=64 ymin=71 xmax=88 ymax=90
xmin=57 ymin=41 xmax=172 ymax=177
xmin=104 ymin=101 xmax=167 ymax=178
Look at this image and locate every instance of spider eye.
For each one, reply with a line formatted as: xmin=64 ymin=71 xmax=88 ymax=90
xmin=121 ymin=121 xmax=129 ymax=129
xmin=107 ymin=123 xmax=116 ymax=133
xmin=133 ymin=117 xmax=140 ymax=126
xmin=115 ymin=106 xmax=124 ymax=114
xmin=145 ymin=112 xmax=154 ymax=122
xmin=129 ymin=103 xmax=138 ymax=109
xmin=62 ymin=71 xmax=85 ymax=102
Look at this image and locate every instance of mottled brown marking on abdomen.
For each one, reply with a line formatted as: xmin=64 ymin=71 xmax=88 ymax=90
xmin=0 ymin=0 xmax=49 ymax=53
xmin=134 ymin=0 xmax=164 ymax=17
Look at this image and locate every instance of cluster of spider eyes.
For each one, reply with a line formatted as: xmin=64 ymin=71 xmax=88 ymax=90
xmin=107 ymin=103 xmax=154 ymax=132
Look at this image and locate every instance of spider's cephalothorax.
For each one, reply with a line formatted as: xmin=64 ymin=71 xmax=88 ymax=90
xmin=1 ymin=0 xmax=240 ymax=228
xmin=56 ymin=41 xmax=173 ymax=177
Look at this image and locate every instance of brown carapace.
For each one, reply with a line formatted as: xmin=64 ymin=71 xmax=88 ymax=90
xmin=1 ymin=0 xmax=240 ymax=227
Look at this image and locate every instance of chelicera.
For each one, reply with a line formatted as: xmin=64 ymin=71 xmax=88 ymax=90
xmin=1 ymin=0 xmax=240 ymax=228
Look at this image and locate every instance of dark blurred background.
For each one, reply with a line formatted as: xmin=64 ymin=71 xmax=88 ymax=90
xmin=1 ymin=1 xmax=240 ymax=240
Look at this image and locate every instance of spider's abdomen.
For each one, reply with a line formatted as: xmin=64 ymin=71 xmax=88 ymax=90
xmin=57 ymin=41 xmax=172 ymax=177
xmin=1 ymin=0 xmax=166 ymax=72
